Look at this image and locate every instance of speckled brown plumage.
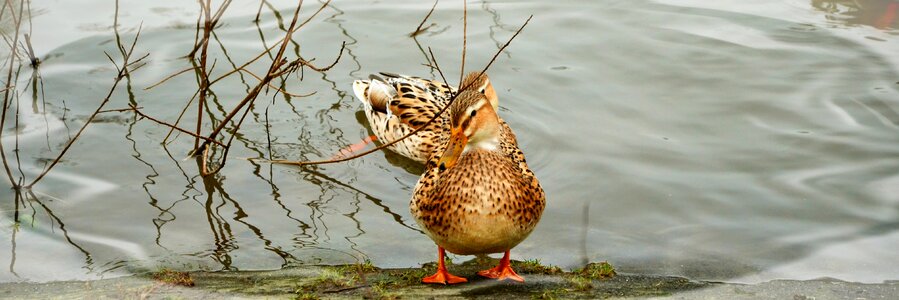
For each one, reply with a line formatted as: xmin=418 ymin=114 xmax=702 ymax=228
xmin=411 ymin=149 xmax=544 ymax=255
xmin=410 ymin=91 xmax=545 ymax=256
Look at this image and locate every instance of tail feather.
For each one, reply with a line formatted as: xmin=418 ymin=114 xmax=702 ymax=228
xmin=378 ymin=71 xmax=402 ymax=79
xmin=353 ymin=75 xmax=398 ymax=115
xmin=366 ymin=76 xmax=396 ymax=115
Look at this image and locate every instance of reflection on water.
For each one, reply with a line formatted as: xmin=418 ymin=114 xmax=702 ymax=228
xmin=1 ymin=0 xmax=899 ymax=284
xmin=812 ymin=0 xmax=899 ymax=29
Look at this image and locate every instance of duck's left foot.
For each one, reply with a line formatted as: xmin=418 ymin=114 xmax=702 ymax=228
xmin=477 ymin=250 xmax=525 ymax=282
xmin=330 ymin=135 xmax=377 ymax=159
xmin=422 ymin=269 xmax=469 ymax=285
xmin=477 ymin=265 xmax=524 ymax=282
xmin=423 ymin=246 xmax=468 ymax=284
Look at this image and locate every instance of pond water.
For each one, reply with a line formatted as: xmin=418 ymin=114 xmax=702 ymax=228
xmin=1 ymin=0 xmax=898 ymax=284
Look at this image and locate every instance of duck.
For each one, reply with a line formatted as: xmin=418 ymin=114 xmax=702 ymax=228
xmin=409 ymin=89 xmax=545 ymax=284
xmin=351 ymin=72 xmax=498 ymax=163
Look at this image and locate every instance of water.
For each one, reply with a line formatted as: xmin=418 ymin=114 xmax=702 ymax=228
xmin=1 ymin=0 xmax=898 ymax=284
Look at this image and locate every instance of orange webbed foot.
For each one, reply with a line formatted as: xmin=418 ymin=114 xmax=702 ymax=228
xmin=422 ymin=269 xmax=469 ymax=285
xmin=477 ymin=264 xmax=524 ymax=282
xmin=422 ymin=246 xmax=468 ymax=285
xmin=477 ymin=250 xmax=525 ymax=282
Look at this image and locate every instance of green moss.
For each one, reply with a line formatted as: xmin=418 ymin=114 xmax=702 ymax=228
xmin=531 ymin=288 xmax=564 ymax=300
xmin=576 ymin=261 xmax=616 ymax=279
xmin=370 ymin=281 xmax=400 ymax=300
xmin=357 ymin=259 xmax=378 ymax=273
xmin=294 ymin=292 xmax=321 ymax=300
xmin=566 ymin=276 xmax=593 ymax=291
xmin=151 ymin=268 xmax=195 ymax=287
xmin=303 ymin=268 xmax=356 ymax=291
xmin=398 ymin=268 xmax=432 ymax=285
xmin=513 ymin=259 xmax=563 ymax=275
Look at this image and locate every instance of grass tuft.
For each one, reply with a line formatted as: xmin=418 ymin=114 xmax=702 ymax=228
xmin=514 ymin=259 xmax=563 ymax=275
xmin=152 ymin=268 xmax=195 ymax=287
xmin=576 ymin=261 xmax=616 ymax=279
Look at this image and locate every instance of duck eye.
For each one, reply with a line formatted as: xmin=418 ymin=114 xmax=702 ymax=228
xmin=470 ymin=110 xmax=477 ymax=117
xmin=479 ymin=87 xmax=486 ymax=94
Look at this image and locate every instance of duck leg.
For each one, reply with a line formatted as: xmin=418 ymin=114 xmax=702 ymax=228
xmin=477 ymin=250 xmax=524 ymax=282
xmin=329 ymin=135 xmax=377 ymax=159
xmin=422 ymin=246 xmax=468 ymax=284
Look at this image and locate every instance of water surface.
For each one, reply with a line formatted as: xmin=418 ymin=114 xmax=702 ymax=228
xmin=1 ymin=0 xmax=898 ymax=284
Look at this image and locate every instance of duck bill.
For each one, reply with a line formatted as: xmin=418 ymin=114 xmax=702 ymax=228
xmin=438 ymin=128 xmax=467 ymax=171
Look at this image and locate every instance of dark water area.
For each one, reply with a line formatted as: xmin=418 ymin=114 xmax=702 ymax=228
xmin=1 ymin=0 xmax=898 ymax=284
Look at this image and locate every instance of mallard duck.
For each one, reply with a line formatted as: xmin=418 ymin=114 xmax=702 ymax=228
xmin=410 ymin=89 xmax=545 ymax=284
xmin=351 ymin=72 xmax=498 ymax=163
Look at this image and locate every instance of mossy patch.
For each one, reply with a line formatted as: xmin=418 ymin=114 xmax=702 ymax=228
xmin=576 ymin=261 xmax=616 ymax=279
xmin=513 ymin=259 xmax=564 ymax=275
xmin=566 ymin=275 xmax=594 ymax=291
xmin=531 ymin=288 xmax=564 ymax=300
xmin=152 ymin=268 xmax=194 ymax=287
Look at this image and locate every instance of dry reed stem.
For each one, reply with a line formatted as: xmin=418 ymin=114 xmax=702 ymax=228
xmin=268 ymin=15 xmax=534 ymax=167
xmin=409 ymin=0 xmax=439 ymax=37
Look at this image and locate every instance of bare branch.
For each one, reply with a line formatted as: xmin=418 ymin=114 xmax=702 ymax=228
xmin=144 ymin=67 xmax=195 ymax=90
xmin=427 ymin=47 xmax=449 ymax=88
xmin=238 ymin=68 xmax=316 ymax=97
xmin=130 ymin=104 xmax=225 ymax=147
xmin=409 ymin=0 xmax=439 ymax=37
xmin=195 ymin=0 xmax=317 ymax=161
xmin=98 ymin=106 xmax=141 ymax=114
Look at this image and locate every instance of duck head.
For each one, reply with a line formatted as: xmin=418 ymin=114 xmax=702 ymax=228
xmin=461 ymin=72 xmax=498 ymax=111
xmin=438 ymin=90 xmax=502 ymax=171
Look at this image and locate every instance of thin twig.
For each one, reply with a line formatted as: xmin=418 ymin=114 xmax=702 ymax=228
xmin=0 ymin=0 xmax=27 ymax=187
xmin=196 ymin=0 xmax=321 ymax=175
xmin=161 ymin=89 xmax=198 ymax=144
xmin=26 ymin=20 xmax=147 ymax=188
xmin=254 ymin=0 xmax=267 ymax=23
xmin=98 ymin=106 xmax=141 ymax=113
xmin=459 ymin=0 xmax=467 ymax=85
xmin=194 ymin=0 xmax=213 ymax=151
xmin=268 ymin=15 xmax=533 ymax=167
xmin=131 ymin=104 xmax=225 ymax=147
xmin=409 ymin=0 xmax=439 ymax=37
xmin=427 ymin=47 xmax=449 ymax=88
xmin=270 ymin=41 xmax=345 ymax=76
xmin=237 ymin=68 xmax=316 ymax=97
xmin=188 ymin=0 xmax=233 ymax=58
xmin=208 ymin=0 xmax=332 ymax=86
xmin=143 ymin=67 xmax=195 ymax=90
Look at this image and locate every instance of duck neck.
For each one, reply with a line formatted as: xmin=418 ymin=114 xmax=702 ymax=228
xmin=463 ymin=135 xmax=500 ymax=154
